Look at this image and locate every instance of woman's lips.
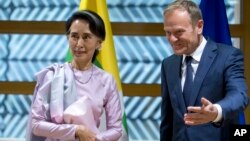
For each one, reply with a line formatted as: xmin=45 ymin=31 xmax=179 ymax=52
xmin=74 ymin=51 xmax=85 ymax=54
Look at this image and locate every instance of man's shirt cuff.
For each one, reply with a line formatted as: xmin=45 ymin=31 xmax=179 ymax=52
xmin=213 ymin=104 xmax=222 ymax=122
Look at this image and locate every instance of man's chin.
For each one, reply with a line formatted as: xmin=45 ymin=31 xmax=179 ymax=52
xmin=173 ymin=51 xmax=184 ymax=55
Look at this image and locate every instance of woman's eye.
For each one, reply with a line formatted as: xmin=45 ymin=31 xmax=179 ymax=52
xmin=71 ymin=34 xmax=78 ymax=39
xmin=83 ymin=35 xmax=91 ymax=40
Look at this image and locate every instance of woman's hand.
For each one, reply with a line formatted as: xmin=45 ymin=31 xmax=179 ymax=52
xmin=76 ymin=125 xmax=96 ymax=141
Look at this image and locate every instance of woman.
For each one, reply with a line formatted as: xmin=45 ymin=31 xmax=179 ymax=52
xmin=26 ymin=10 xmax=122 ymax=141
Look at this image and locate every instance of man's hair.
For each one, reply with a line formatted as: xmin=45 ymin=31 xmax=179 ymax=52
xmin=163 ymin=0 xmax=203 ymax=27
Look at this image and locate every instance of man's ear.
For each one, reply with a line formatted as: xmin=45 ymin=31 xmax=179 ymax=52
xmin=197 ymin=19 xmax=204 ymax=34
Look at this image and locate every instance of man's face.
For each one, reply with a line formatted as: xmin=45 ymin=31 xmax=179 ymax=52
xmin=163 ymin=9 xmax=203 ymax=55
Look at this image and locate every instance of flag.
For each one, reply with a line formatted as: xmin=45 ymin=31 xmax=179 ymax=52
xmin=66 ymin=0 xmax=129 ymax=140
xmin=199 ymin=0 xmax=245 ymax=124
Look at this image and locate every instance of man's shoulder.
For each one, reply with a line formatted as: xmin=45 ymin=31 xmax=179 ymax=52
xmin=207 ymin=39 xmax=237 ymax=52
xmin=163 ymin=54 xmax=180 ymax=63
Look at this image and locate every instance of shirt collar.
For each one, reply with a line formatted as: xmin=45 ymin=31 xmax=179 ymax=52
xmin=182 ymin=36 xmax=207 ymax=64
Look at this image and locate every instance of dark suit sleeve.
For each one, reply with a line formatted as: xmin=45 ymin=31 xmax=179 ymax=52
xmin=160 ymin=59 xmax=173 ymax=141
xmin=218 ymin=48 xmax=249 ymax=122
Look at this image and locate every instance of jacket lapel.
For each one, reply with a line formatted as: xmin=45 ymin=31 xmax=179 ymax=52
xmin=168 ymin=55 xmax=187 ymax=114
xmin=189 ymin=40 xmax=217 ymax=106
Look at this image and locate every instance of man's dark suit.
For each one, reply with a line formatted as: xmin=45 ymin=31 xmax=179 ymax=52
xmin=160 ymin=39 xmax=249 ymax=141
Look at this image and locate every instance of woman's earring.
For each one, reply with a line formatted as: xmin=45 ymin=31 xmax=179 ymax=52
xmin=96 ymin=46 xmax=101 ymax=51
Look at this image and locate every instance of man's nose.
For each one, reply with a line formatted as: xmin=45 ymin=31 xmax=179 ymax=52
xmin=168 ymin=34 xmax=178 ymax=42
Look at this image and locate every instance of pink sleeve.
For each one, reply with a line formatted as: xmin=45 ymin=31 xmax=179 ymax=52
xmin=31 ymin=71 xmax=77 ymax=140
xmin=96 ymin=77 xmax=123 ymax=141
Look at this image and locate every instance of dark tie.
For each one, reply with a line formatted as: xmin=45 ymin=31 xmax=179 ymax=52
xmin=183 ymin=56 xmax=193 ymax=106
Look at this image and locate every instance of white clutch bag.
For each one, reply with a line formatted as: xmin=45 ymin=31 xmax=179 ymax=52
xmin=63 ymin=96 xmax=99 ymax=134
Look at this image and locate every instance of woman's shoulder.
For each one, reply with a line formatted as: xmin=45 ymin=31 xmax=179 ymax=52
xmin=35 ymin=63 xmax=68 ymax=81
xmin=92 ymin=65 xmax=116 ymax=83
xmin=92 ymin=65 xmax=119 ymax=93
xmin=37 ymin=63 xmax=65 ymax=72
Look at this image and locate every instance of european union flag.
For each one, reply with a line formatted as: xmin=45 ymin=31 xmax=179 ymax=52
xmin=199 ymin=0 xmax=245 ymax=125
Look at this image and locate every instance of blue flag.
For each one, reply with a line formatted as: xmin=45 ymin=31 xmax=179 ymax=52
xmin=199 ymin=0 xmax=245 ymax=125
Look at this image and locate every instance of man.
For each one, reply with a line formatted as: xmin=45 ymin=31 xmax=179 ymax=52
xmin=160 ymin=1 xmax=249 ymax=141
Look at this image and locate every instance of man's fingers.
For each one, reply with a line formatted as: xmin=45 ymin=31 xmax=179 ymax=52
xmin=187 ymin=106 xmax=202 ymax=113
xmin=201 ymin=97 xmax=212 ymax=106
xmin=184 ymin=113 xmax=207 ymax=125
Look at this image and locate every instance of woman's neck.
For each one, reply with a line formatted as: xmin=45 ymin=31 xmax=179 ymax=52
xmin=72 ymin=60 xmax=92 ymax=71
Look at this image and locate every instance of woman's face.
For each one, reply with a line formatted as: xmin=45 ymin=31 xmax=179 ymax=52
xmin=67 ymin=19 xmax=101 ymax=64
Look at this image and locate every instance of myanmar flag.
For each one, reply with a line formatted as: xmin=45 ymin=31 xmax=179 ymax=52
xmin=66 ymin=0 xmax=129 ymax=140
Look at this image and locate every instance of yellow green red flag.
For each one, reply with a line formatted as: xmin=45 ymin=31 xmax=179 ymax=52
xmin=66 ymin=0 xmax=129 ymax=140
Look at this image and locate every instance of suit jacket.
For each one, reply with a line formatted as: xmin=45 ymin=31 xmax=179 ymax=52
xmin=160 ymin=39 xmax=249 ymax=141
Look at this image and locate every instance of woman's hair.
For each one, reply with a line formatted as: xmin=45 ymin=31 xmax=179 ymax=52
xmin=65 ymin=10 xmax=106 ymax=62
xmin=163 ymin=0 xmax=203 ymax=27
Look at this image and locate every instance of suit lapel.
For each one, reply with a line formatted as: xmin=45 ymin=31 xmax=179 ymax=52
xmin=168 ymin=55 xmax=187 ymax=114
xmin=189 ymin=40 xmax=217 ymax=106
